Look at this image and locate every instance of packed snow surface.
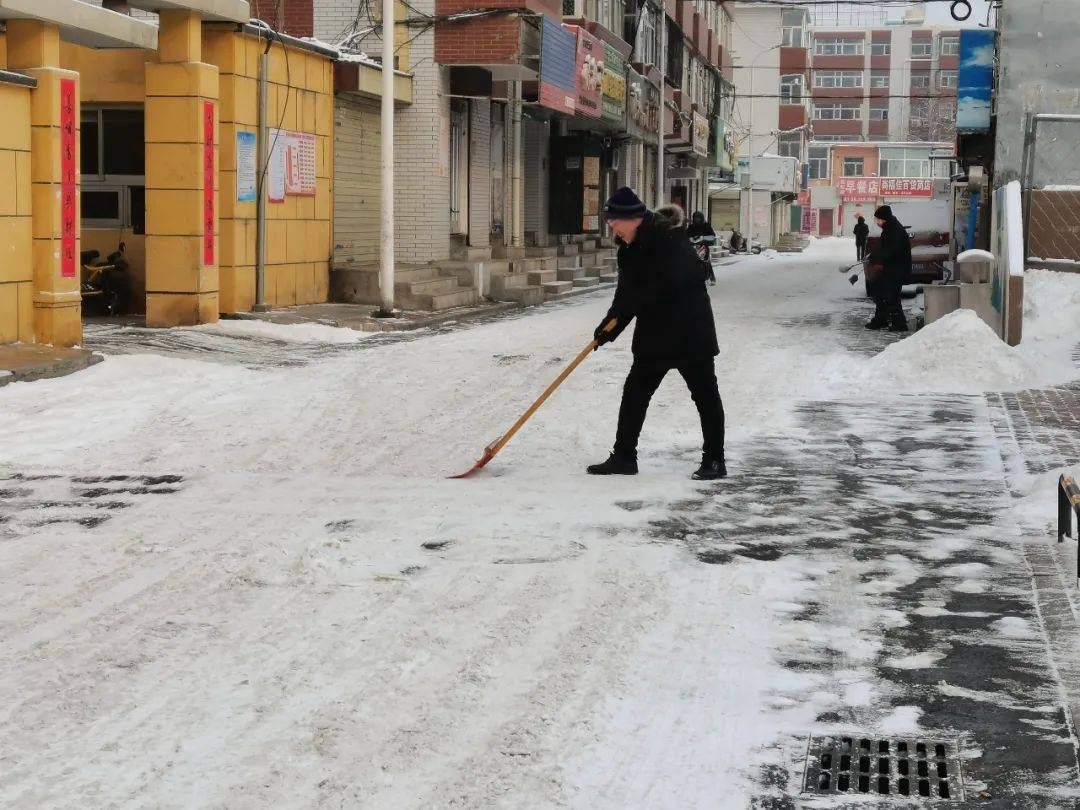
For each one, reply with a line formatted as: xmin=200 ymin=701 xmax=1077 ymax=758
xmin=1 ymin=236 xmax=1077 ymax=808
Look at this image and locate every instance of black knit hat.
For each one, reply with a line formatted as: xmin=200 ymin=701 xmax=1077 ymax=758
xmin=603 ymin=187 xmax=648 ymax=220
xmin=874 ymin=205 xmax=893 ymax=220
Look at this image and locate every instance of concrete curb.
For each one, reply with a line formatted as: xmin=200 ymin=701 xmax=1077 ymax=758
xmin=0 ymin=346 xmax=103 ymax=388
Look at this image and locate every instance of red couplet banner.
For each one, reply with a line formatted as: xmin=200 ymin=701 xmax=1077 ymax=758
xmin=203 ymin=101 xmax=216 ymax=266
xmin=60 ymin=79 xmax=77 ymax=278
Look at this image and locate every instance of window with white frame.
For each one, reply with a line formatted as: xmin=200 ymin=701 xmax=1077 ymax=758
xmin=807 ymin=146 xmax=829 ymax=179
xmin=879 ymin=147 xmax=932 ymax=177
xmin=778 ymin=132 xmax=802 ymax=161
xmin=813 ymin=134 xmax=863 ymax=142
xmin=869 ymin=106 xmax=888 ymax=120
xmin=632 ymin=3 xmax=661 ymax=68
xmin=911 ymin=73 xmax=931 ymax=89
xmin=939 ymin=36 xmax=959 ymax=56
xmin=870 ymin=71 xmax=889 ymax=88
xmin=814 ymin=38 xmax=864 ymax=56
xmin=814 ymin=103 xmax=860 ymax=120
xmin=911 ymin=41 xmax=932 ymax=58
xmin=870 ymin=41 xmax=891 ymax=56
xmin=814 ymin=70 xmax=863 ymax=89
xmin=780 ymin=74 xmax=804 ymax=104
xmin=81 ymin=106 xmax=146 ymax=232
xmin=843 ymin=156 xmax=864 ymax=176
xmin=938 ymin=70 xmax=958 ymax=89
xmin=781 ymin=9 xmax=805 ymax=48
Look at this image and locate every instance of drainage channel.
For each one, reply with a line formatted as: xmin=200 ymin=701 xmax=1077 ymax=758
xmin=803 ymin=734 xmax=965 ymax=801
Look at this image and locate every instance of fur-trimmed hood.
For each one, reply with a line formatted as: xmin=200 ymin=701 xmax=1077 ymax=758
xmin=652 ymin=204 xmax=686 ymax=230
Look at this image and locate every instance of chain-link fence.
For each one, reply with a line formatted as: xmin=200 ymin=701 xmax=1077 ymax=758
xmin=1021 ymin=113 xmax=1080 ymax=268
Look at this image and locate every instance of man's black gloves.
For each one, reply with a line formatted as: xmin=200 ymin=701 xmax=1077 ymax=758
xmin=594 ymin=322 xmax=615 ymax=347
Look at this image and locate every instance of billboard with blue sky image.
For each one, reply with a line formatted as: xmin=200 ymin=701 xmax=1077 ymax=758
xmin=957 ymin=29 xmax=994 ymax=132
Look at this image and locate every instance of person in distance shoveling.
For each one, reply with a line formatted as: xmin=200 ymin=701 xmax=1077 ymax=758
xmin=587 ymin=187 xmax=726 ymax=481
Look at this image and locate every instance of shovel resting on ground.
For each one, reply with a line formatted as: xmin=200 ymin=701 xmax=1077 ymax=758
xmin=451 ymin=318 xmax=618 ymax=479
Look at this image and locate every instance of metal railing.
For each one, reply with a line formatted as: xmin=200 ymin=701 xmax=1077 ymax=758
xmin=1020 ymin=113 xmax=1080 ymax=270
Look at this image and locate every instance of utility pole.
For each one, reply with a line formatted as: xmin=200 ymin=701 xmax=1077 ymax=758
xmin=657 ymin=8 xmax=665 ymax=208
xmin=378 ymin=0 xmax=396 ymax=315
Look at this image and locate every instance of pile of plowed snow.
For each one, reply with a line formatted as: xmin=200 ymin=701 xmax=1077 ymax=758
xmin=860 ymin=309 xmax=1057 ymax=394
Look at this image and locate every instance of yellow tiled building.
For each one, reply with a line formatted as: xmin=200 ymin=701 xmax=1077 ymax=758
xmin=0 ymin=0 xmax=368 ymax=346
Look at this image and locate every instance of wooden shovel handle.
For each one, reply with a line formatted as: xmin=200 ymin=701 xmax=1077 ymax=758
xmin=487 ymin=318 xmax=617 ymax=458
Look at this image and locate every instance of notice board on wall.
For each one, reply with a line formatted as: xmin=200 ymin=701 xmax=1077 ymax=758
xmin=267 ymin=128 xmax=316 ymax=202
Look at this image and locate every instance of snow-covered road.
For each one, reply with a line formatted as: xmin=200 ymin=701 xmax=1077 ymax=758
xmin=3 ymin=239 xmax=1080 ymax=808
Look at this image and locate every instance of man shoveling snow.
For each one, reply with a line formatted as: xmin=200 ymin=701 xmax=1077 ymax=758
xmin=587 ymin=187 xmax=727 ymax=481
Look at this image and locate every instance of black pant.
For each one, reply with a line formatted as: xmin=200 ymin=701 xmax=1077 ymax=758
xmin=614 ymin=357 xmax=725 ymax=461
xmin=856 ymin=240 xmax=868 ymax=260
xmin=872 ymin=288 xmax=905 ymax=326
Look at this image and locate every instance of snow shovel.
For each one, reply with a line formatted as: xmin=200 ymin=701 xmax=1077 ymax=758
xmin=451 ymin=318 xmax=618 ymax=479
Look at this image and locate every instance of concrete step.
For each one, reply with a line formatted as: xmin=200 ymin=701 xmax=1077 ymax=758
xmin=420 ymin=288 xmax=480 ymax=310
xmin=581 ymin=239 xmax=599 ymax=251
xmin=599 ymin=237 xmax=616 ymax=248
xmin=525 ymin=246 xmax=558 ymax=258
xmin=543 ymin=280 xmax=574 ymax=298
xmin=582 ymin=265 xmax=605 ymax=279
xmin=557 ymin=267 xmax=584 ymax=282
xmin=437 ymin=259 xmax=511 ymax=275
xmin=492 ymin=244 xmax=527 ymax=260
xmin=572 ymin=276 xmax=600 ymax=288
xmin=556 ymin=256 xmax=581 ymax=270
xmin=538 ymin=257 xmax=559 ymax=272
xmin=527 ymin=269 xmax=557 ymax=286
xmin=509 ymin=257 xmax=541 ymax=274
xmin=450 ymin=244 xmax=491 ymax=262
xmin=600 ymin=272 xmax=618 ymax=284
xmin=394 ymin=265 xmax=443 ymax=283
xmin=398 ymin=277 xmax=460 ymax=296
xmin=489 ymin=273 xmax=528 ymax=296
xmin=557 ymin=244 xmax=579 ymax=256
xmin=491 ymin=286 xmax=545 ymax=307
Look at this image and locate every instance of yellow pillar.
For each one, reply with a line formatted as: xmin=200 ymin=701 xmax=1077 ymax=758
xmin=145 ymin=9 xmax=220 ymax=326
xmin=7 ymin=20 xmax=82 ymax=346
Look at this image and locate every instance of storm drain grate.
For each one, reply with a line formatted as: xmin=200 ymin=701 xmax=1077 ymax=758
xmin=803 ymin=734 xmax=965 ymax=801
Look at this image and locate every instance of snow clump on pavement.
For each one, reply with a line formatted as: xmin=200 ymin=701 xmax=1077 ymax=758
xmin=860 ymin=309 xmax=1053 ymax=394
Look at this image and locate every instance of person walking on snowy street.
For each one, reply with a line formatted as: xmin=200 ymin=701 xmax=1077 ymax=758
xmin=865 ymin=205 xmax=911 ymax=332
xmin=687 ymin=211 xmax=717 ymax=285
xmin=587 ymin=187 xmax=726 ymax=480
xmin=853 ymin=214 xmax=869 ymax=261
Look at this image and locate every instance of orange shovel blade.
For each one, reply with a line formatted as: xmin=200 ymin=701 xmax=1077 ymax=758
xmin=448 ymin=445 xmax=497 ymax=479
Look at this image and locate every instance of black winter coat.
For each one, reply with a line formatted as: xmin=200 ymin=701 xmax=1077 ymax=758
xmin=600 ymin=207 xmax=720 ymax=363
xmin=867 ymin=215 xmax=912 ymax=293
xmin=686 ymin=220 xmax=716 ymax=240
xmin=853 ymin=220 xmax=869 ymax=243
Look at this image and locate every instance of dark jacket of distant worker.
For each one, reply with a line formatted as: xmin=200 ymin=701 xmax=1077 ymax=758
xmin=866 ymin=205 xmax=912 ymax=332
xmin=853 ymin=215 xmax=870 ymax=260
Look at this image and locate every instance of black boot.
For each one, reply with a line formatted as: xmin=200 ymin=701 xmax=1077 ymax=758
xmin=887 ymin=319 xmax=909 ymax=333
xmin=865 ymin=317 xmax=887 ymax=330
xmin=586 ymin=452 xmax=638 ymax=476
xmin=692 ymin=457 xmax=727 ymax=480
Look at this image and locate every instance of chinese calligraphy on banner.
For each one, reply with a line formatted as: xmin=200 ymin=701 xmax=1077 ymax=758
xmin=203 ymin=101 xmax=216 ymax=266
xmin=60 ymin=79 xmax=77 ymax=278
xmin=837 ymin=176 xmax=934 ymax=201
xmin=879 ymin=177 xmax=933 ymax=197
xmin=801 ymin=207 xmax=819 ymax=234
xmin=837 ymin=177 xmax=880 ymax=202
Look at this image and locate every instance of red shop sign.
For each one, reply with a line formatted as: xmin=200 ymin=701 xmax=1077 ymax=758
xmin=60 ymin=79 xmax=77 ymax=279
xmin=203 ymin=101 xmax=216 ymax=266
xmin=837 ymin=177 xmax=880 ymax=202
xmin=879 ymin=177 xmax=933 ymax=198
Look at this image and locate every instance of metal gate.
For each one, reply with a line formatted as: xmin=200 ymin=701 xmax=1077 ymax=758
xmin=1020 ymin=112 xmax=1080 ymax=270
